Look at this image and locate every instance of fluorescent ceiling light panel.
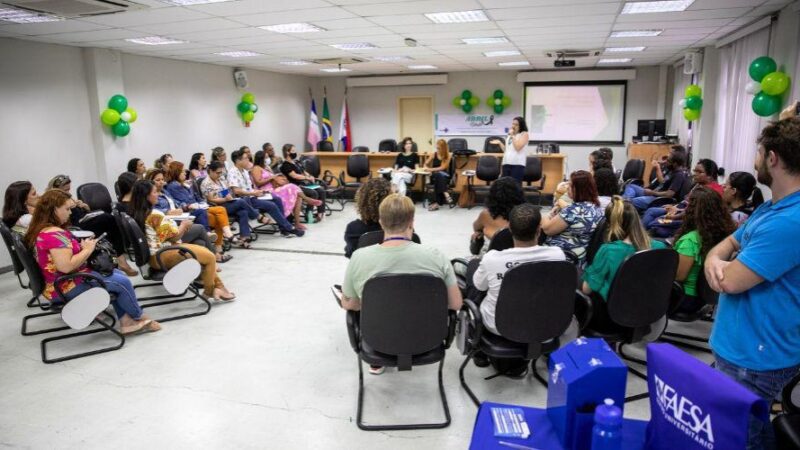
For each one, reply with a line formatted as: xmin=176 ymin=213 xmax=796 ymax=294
xmin=498 ymin=61 xmax=530 ymax=66
xmin=610 ymin=29 xmax=663 ymax=37
xmin=408 ymin=65 xmax=437 ymax=69
xmin=598 ymin=58 xmax=633 ymax=63
xmin=280 ymin=60 xmax=311 ymax=65
xmin=259 ymin=22 xmax=325 ymax=33
xmin=462 ymin=37 xmax=508 ymax=45
xmin=0 ymin=7 xmax=62 ymax=23
xmin=126 ymin=36 xmax=186 ymax=45
xmin=484 ymin=50 xmax=521 ymax=57
xmin=330 ymin=43 xmax=376 ymax=50
xmin=605 ymin=46 xmax=646 ymax=52
xmin=321 ymin=68 xmax=352 ymax=72
xmin=373 ymin=56 xmax=412 ymax=62
xmin=161 ymin=0 xmax=233 ymax=5
xmin=622 ymin=0 xmax=695 ymax=14
xmin=425 ymin=10 xmax=489 ymax=24
xmin=215 ymin=51 xmax=261 ymax=57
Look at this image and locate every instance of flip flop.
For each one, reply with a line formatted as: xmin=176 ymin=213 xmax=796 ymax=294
xmin=121 ymin=319 xmax=152 ymax=335
xmin=217 ymin=254 xmax=233 ymax=263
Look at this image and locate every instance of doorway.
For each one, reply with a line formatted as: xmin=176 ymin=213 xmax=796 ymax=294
xmin=398 ymin=96 xmax=434 ymax=152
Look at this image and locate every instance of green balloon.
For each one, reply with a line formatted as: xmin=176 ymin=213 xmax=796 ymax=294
xmin=462 ymin=103 xmax=472 ymax=113
xmin=752 ymin=91 xmax=782 ymax=117
xmin=242 ymin=92 xmax=255 ymax=104
xmin=108 ymin=94 xmax=128 ymax=113
xmin=493 ymin=89 xmax=503 ymax=99
xmin=760 ymin=71 xmax=790 ymax=96
xmin=468 ymin=96 xmax=480 ymax=106
xmin=749 ymin=56 xmax=777 ymax=82
xmin=494 ymin=104 xmax=504 ymax=114
xmin=683 ymin=108 xmax=700 ymax=121
xmin=685 ymin=96 xmax=703 ymax=110
xmin=112 ymin=120 xmax=130 ymax=137
xmin=453 ymin=97 xmax=462 ymax=107
xmin=237 ymin=102 xmax=250 ymax=113
xmin=242 ymin=110 xmax=255 ymax=122
xmin=461 ymin=90 xmax=472 ymax=100
xmin=486 ymin=97 xmax=494 ymax=107
xmin=501 ymin=96 xmax=511 ymax=107
xmin=685 ymin=84 xmax=702 ymax=98
xmin=100 ymin=108 xmax=120 ymax=126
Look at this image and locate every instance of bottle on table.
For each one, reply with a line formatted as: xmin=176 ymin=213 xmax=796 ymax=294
xmin=591 ymin=398 xmax=622 ymax=450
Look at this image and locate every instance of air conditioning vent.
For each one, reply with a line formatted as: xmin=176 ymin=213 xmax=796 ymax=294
xmin=545 ymin=49 xmax=602 ymax=58
xmin=312 ymin=57 xmax=366 ymax=65
xmin=3 ymin=0 xmax=145 ymax=17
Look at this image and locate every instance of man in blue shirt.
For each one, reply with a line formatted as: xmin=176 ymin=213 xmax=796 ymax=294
xmin=705 ymin=112 xmax=800 ymax=450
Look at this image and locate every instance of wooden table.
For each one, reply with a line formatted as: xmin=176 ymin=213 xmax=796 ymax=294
xmin=450 ymin=153 xmax=566 ymax=195
xmin=627 ymin=143 xmax=673 ymax=184
xmin=307 ymin=151 xmax=430 ymax=190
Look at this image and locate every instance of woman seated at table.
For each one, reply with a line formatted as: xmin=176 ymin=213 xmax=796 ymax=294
xmin=130 ymin=180 xmax=235 ymax=301
xmin=344 ymin=178 xmax=391 ymax=258
xmin=391 ymin=137 xmax=420 ymax=196
xmin=470 ymin=177 xmax=524 ymax=255
xmin=3 ymin=181 xmax=39 ymax=234
xmin=25 ymin=189 xmax=160 ymax=334
xmin=424 ymin=139 xmax=453 ymax=211
xmin=541 ymin=170 xmax=603 ymax=265
xmin=252 ymin=150 xmax=321 ymax=230
xmin=47 ymin=174 xmax=138 ymax=276
xmin=279 ymin=144 xmax=326 ymax=221
xmin=201 ymin=161 xmax=258 ymax=247
xmin=189 ymin=152 xmax=208 ymax=180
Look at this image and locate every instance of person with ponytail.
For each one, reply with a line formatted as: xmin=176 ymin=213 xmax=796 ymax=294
xmin=723 ymin=172 xmax=764 ymax=226
xmin=582 ymin=196 xmax=667 ymax=300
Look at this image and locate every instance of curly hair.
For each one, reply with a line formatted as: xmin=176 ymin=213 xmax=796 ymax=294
xmin=675 ymin=186 xmax=736 ymax=258
xmin=486 ymin=176 xmax=524 ymax=220
xmin=355 ymin=178 xmax=391 ymax=224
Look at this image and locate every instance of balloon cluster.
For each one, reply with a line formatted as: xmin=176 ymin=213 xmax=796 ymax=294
xmin=679 ymin=84 xmax=703 ymax=122
xmin=237 ymin=92 xmax=259 ymax=123
xmin=452 ymin=90 xmax=480 ymax=113
xmin=486 ymin=89 xmax=512 ymax=114
xmin=100 ymin=94 xmax=137 ymax=137
xmin=746 ymin=56 xmax=789 ymax=117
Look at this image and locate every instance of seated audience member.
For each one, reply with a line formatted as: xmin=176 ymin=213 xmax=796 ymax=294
xmin=114 ymin=172 xmax=137 ymax=215
xmin=723 ymin=171 xmax=764 ymax=226
xmin=210 ymin=146 xmax=232 ymax=181
xmin=3 ymin=181 xmax=39 ymax=234
xmin=391 ymin=137 xmax=420 ymax=196
xmin=648 ymin=144 xmax=687 ymax=187
xmin=252 ymin=150 xmax=321 ymax=230
xmin=201 ymin=161 xmax=257 ymax=247
xmin=280 ymin=144 xmax=326 ymax=220
xmin=340 ymin=194 xmax=463 ymax=375
xmin=165 ymin=161 xmax=235 ymax=262
xmin=623 ymin=152 xmax=689 ymax=211
xmin=47 ymin=174 xmax=137 ymax=276
xmin=424 ymin=139 xmax=453 ymax=211
xmin=263 ymin=142 xmax=283 ymax=171
xmin=25 ymin=189 xmax=160 ymax=334
xmin=228 ymin=149 xmax=304 ymax=238
xmin=594 ymin=168 xmax=618 ymax=210
xmin=127 ymin=158 xmax=146 ymax=179
xmin=189 ymin=152 xmax=208 ymax=180
xmin=343 ymin=178 xmax=391 ymax=258
xmin=471 ymin=203 xmax=567 ymax=373
xmin=153 ymin=153 xmax=173 ymax=170
xmin=130 ymin=180 xmax=235 ymax=301
xmin=471 ymin=177 xmax=524 ymax=255
xmin=554 ymin=148 xmax=615 ymax=207
xmin=673 ymin=187 xmax=736 ymax=313
xmin=542 ymin=170 xmax=603 ymax=265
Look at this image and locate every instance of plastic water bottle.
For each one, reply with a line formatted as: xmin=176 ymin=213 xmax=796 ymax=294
xmin=591 ymin=398 xmax=622 ymax=450
xmin=306 ymin=207 xmax=315 ymax=224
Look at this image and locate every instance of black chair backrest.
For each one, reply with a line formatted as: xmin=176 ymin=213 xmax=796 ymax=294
xmin=346 ymin=154 xmax=370 ymax=179
xmin=584 ymin=218 xmax=608 ymax=266
xmin=488 ymin=228 xmax=514 ymax=252
xmin=476 ymin=155 xmax=501 ymax=183
xmin=523 ymin=157 xmax=542 ymax=183
xmin=361 ymin=274 xmax=449 ymax=356
xmin=782 ymin=371 xmax=800 ymax=414
xmin=317 ymin=141 xmax=334 ymax=152
xmin=77 ymin=183 xmax=113 ymax=213
xmin=301 ymin=155 xmax=321 ymax=178
xmin=621 ymin=159 xmax=645 ymax=181
xmin=495 ymin=261 xmax=577 ymax=345
xmin=193 ymin=177 xmax=205 ymax=198
xmin=0 ymin=222 xmax=26 ymax=278
xmin=356 ymin=230 xmax=421 ymax=250
xmin=484 ymin=136 xmax=504 ymax=153
xmin=378 ymin=139 xmax=397 ymax=152
xmin=606 ymin=248 xmax=678 ymax=328
xmin=11 ymin=233 xmax=45 ymax=297
xmin=696 ymin=269 xmax=719 ymax=307
xmin=119 ymin=213 xmax=151 ymax=267
xmin=448 ymin=138 xmax=468 ymax=153
xmin=352 ymin=146 xmax=369 ymax=153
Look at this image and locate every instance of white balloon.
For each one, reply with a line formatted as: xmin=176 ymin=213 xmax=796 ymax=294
xmin=678 ymin=99 xmax=687 ymax=108
xmin=460 ymin=99 xmax=466 ymax=106
xmin=494 ymin=98 xmax=502 ymax=105
xmin=745 ymin=81 xmax=761 ymax=95
xmin=120 ymin=111 xmax=132 ymax=122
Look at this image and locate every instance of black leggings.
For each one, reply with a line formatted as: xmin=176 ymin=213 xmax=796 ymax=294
xmin=300 ymin=183 xmax=326 ymax=215
xmin=431 ymin=172 xmax=450 ymax=205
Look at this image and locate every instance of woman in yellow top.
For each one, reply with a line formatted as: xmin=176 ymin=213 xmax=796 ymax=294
xmin=425 ymin=139 xmax=453 ymax=211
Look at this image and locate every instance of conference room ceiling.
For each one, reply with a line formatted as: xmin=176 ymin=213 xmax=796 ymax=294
xmin=0 ymin=0 xmax=792 ymax=76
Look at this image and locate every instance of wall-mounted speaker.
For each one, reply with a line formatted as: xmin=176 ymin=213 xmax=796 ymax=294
xmin=683 ymin=52 xmax=703 ymax=75
xmin=233 ymin=69 xmax=248 ymax=89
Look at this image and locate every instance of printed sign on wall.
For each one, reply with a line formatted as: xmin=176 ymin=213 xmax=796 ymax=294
xmin=435 ymin=113 xmax=511 ymax=136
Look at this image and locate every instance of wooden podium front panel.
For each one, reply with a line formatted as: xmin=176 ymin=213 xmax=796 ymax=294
xmin=626 ymin=143 xmax=672 ymax=184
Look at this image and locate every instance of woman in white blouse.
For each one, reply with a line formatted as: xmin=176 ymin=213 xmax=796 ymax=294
xmin=491 ymin=116 xmax=529 ymax=183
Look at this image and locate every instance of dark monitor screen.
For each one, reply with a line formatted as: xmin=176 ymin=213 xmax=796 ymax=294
xmin=637 ymin=119 xmax=667 ymax=138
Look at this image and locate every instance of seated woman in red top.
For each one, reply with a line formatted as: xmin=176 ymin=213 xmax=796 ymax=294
xmin=24 ymin=189 xmax=159 ymax=335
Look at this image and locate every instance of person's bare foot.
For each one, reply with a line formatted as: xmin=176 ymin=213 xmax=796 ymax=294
xmin=295 ymin=223 xmax=307 ymax=230
xmin=213 ymin=287 xmax=236 ymax=301
xmin=307 ymin=198 xmax=322 ymax=207
xmin=117 ymin=261 xmax=138 ymax=277
xmin=120 ymin=316 xmax=152 ymax=335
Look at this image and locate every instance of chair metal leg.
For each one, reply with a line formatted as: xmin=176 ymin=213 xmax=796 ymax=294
xmin=41 ymin=314 xmax=125 ymax=364
xmin=26 ymin=296 xmax=40 ymax=308
xmin=459 ymin=350 xmax=481 ymax=407
xmin=660 ymin=335 xmax=712 ymax=353
xmin=22 ymin=310 xmax=70 ymax=336
xmin=17 ymin=273 xmax=29 ymax=290
xmin=532 ymin=356 xmax=549 ymax=388
xmin=357 ymin=355 xmax=451 ymax=430
xmin=617 ymin=343 xmax=651 ymax=403
xmin=138 ymin=288 xmax=211 ymax=323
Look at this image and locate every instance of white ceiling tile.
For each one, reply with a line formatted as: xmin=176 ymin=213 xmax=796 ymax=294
xmin=228 ymin=7 xmax=357 ymax=27
xmin=41 ymin=29 xmax=148 ymax=43
xmin=342 ymin=0 xmax=482 ymax=16
xmin=185 ymin=0 xmax=331 ymax=16
xmin=613 ymin=18 xmax=734 ymax=29
xmin=170 ymin=27 xmax=265 ymax=42
xmin=689 ymin=0 xmax=768 ymax=9
xmin=127 ymin=18 xmax=244 ymax=35
xmin=498 ymin=15 xmax=616 ymax=29
xmin=366 ymin=14 xmax=431 ymax=26
xmin=207 ymin=33 xmax=299 ymax=46
xmin=481 ymin=0 xmax=622 ymax=6
xmin=81 ymin=7 xmax=212 ymax=27
xmin=487 ymin=3 xmax=621 ymax=20
xmin=382 ymin=22 xmax=500 ymax=34
xmin=313 ymin=17 xmax=377 ymax=30
xmin=0 ymin=20 xmax=110 ymax=36
xmin=310 ymin=27 xmax=395 ymax=39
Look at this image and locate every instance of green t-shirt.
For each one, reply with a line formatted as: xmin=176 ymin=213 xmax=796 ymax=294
xmin=674 ymin=230 xmax=702 ymax=296
xmin=343 ymin=242 xmax=457 ymax=300
xmin=582 ymin=239 xmax=668 ymax=301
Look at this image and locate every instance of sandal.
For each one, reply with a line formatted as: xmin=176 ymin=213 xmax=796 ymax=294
xmin=428 ymin=203 xmax=440 ymax=211
xmin=231 ymin=237 xmax=250 ymax=249
xmin=216 ymin=253 xmax=233 ymax=263
xmin=121 ymin=319 xmax=152 ymax=335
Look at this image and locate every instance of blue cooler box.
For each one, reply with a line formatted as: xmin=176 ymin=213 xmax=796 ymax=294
xmin=547 ymin=337 xmax=627 ymax=450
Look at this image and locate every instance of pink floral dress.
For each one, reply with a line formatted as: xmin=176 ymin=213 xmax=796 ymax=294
xmin=255 ymin=166 xmax=302 ymax=217
xmin=35 ymin=229 xmax=91 ymax=301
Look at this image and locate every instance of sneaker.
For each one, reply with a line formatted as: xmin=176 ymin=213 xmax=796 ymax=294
xmin=280 ymin=230 xmax=296 ymax=238
xmin=368 ymin=365 xmax=385 ymax=375
xmin=291 ymin=228 xmax=305 ymax=237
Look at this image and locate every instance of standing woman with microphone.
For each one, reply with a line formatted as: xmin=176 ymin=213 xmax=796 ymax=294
xmin=491 ymin=116 xmax=529 ymax=183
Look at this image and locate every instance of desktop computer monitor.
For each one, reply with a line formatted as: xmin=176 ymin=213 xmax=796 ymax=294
xmin=637 ymin=119 xmax=667 ymax=141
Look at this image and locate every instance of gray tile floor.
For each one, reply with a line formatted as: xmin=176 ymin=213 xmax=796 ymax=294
xmin=0 ymin=203 xmax=714 ymax=449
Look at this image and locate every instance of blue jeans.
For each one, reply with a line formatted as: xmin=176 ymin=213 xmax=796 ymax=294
xmin=501 ymin=164 xmax=525 ymax=183
xmin=189 ymin=208 xmax=209 ymax=229
xmin=643 ymin=207 xmax=666 ymax=228
xmin=223 ymin=198 xmax=258 ymax=238
xmin=623 ymin=183 xmax=657 ymax=211
xmin=245 ymin=196 xmax=293 ymax=232
xmin=714 ymin=353 xmax=800 ymax=450
xmin=64 ymin=269 xmax=143 ymax=320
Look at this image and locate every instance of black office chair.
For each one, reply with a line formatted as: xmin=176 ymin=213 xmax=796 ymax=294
xmin=522 ymin=156 xmax=546 ymax=205
xmin=300 ymin=154 xmax=345 ymax=213
xmin=77 ymin=182 xmax=114 ymax=213
xmin=584 ymin=219 xmax=608 ymax=267
xmin=12 ymin=233 xmax=124 ymax=363
xmin=451 ymin=228 xmax=515 ymax=301
xmin=0 ymin=222 xmax=29 ymax=292
xmin=356 ymin=230 xmax=421 ymax=250
xmin=339 ymin=154 xmax=371 ymax=202
xmin=458 ymin=261 xmax=579 ymax=406
xmin=580 ymin=248 xmax=678 ymax=402
xmin=378 ymin=139 xmax=397 ymax=152
xmin=484 ymin=136 xmax=504 ymax=153
xmin=346 ymin=274 xmax=456 ymax=430
xmin=352 ymin=146 xmax=369 ymax=153
xmin=423 ymin=156 xmax=457 ymax=209
xmin=466 ymin=155 xmax=501 ymax=208
xmin=448 ymin=138 xmax=468 ymax=153
xmin=660 ymin=271 xmax=718 ymax=353
xmin=619 ymin=159 xmax=645 ymax=193
xmin=317 ymin=141 xmax=334 ymax=152
xmin=774 ymin=372 xmax=800 ymax=450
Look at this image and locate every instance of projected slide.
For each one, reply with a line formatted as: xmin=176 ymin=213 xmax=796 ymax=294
xmin=524 ymin=82 xmax=626 ymax=144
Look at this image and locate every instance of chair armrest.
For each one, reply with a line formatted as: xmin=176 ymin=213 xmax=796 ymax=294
xmin=445 ymin=310 xmax=457 ymax=349
xmin=563 ymin=249 xmax=580 ymax=265
xmin=574 ymin=290 xmax=594 ymax=331
xmin=538 ymin=174 xmax=547 ymax=190
xmin=338 ymin=171 xmax=346 ymax=187
xmin=54 ymin=272 xmax=108 ymax=299
xmin=462 ymin=298 xmax=484 ymax=348
xmin=154 ymin=245 xmax=198 ymax=270
xmin=346 ymin=310 xmax=360 ymax=353
xmin=451 ymin=257 xmax=470 ymax=271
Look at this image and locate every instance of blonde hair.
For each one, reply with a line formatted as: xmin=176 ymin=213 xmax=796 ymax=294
xmin=605 ymin=196 xmax=651 ymax=251
xmin=378 ymin=194 xmax=415 ymax=234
